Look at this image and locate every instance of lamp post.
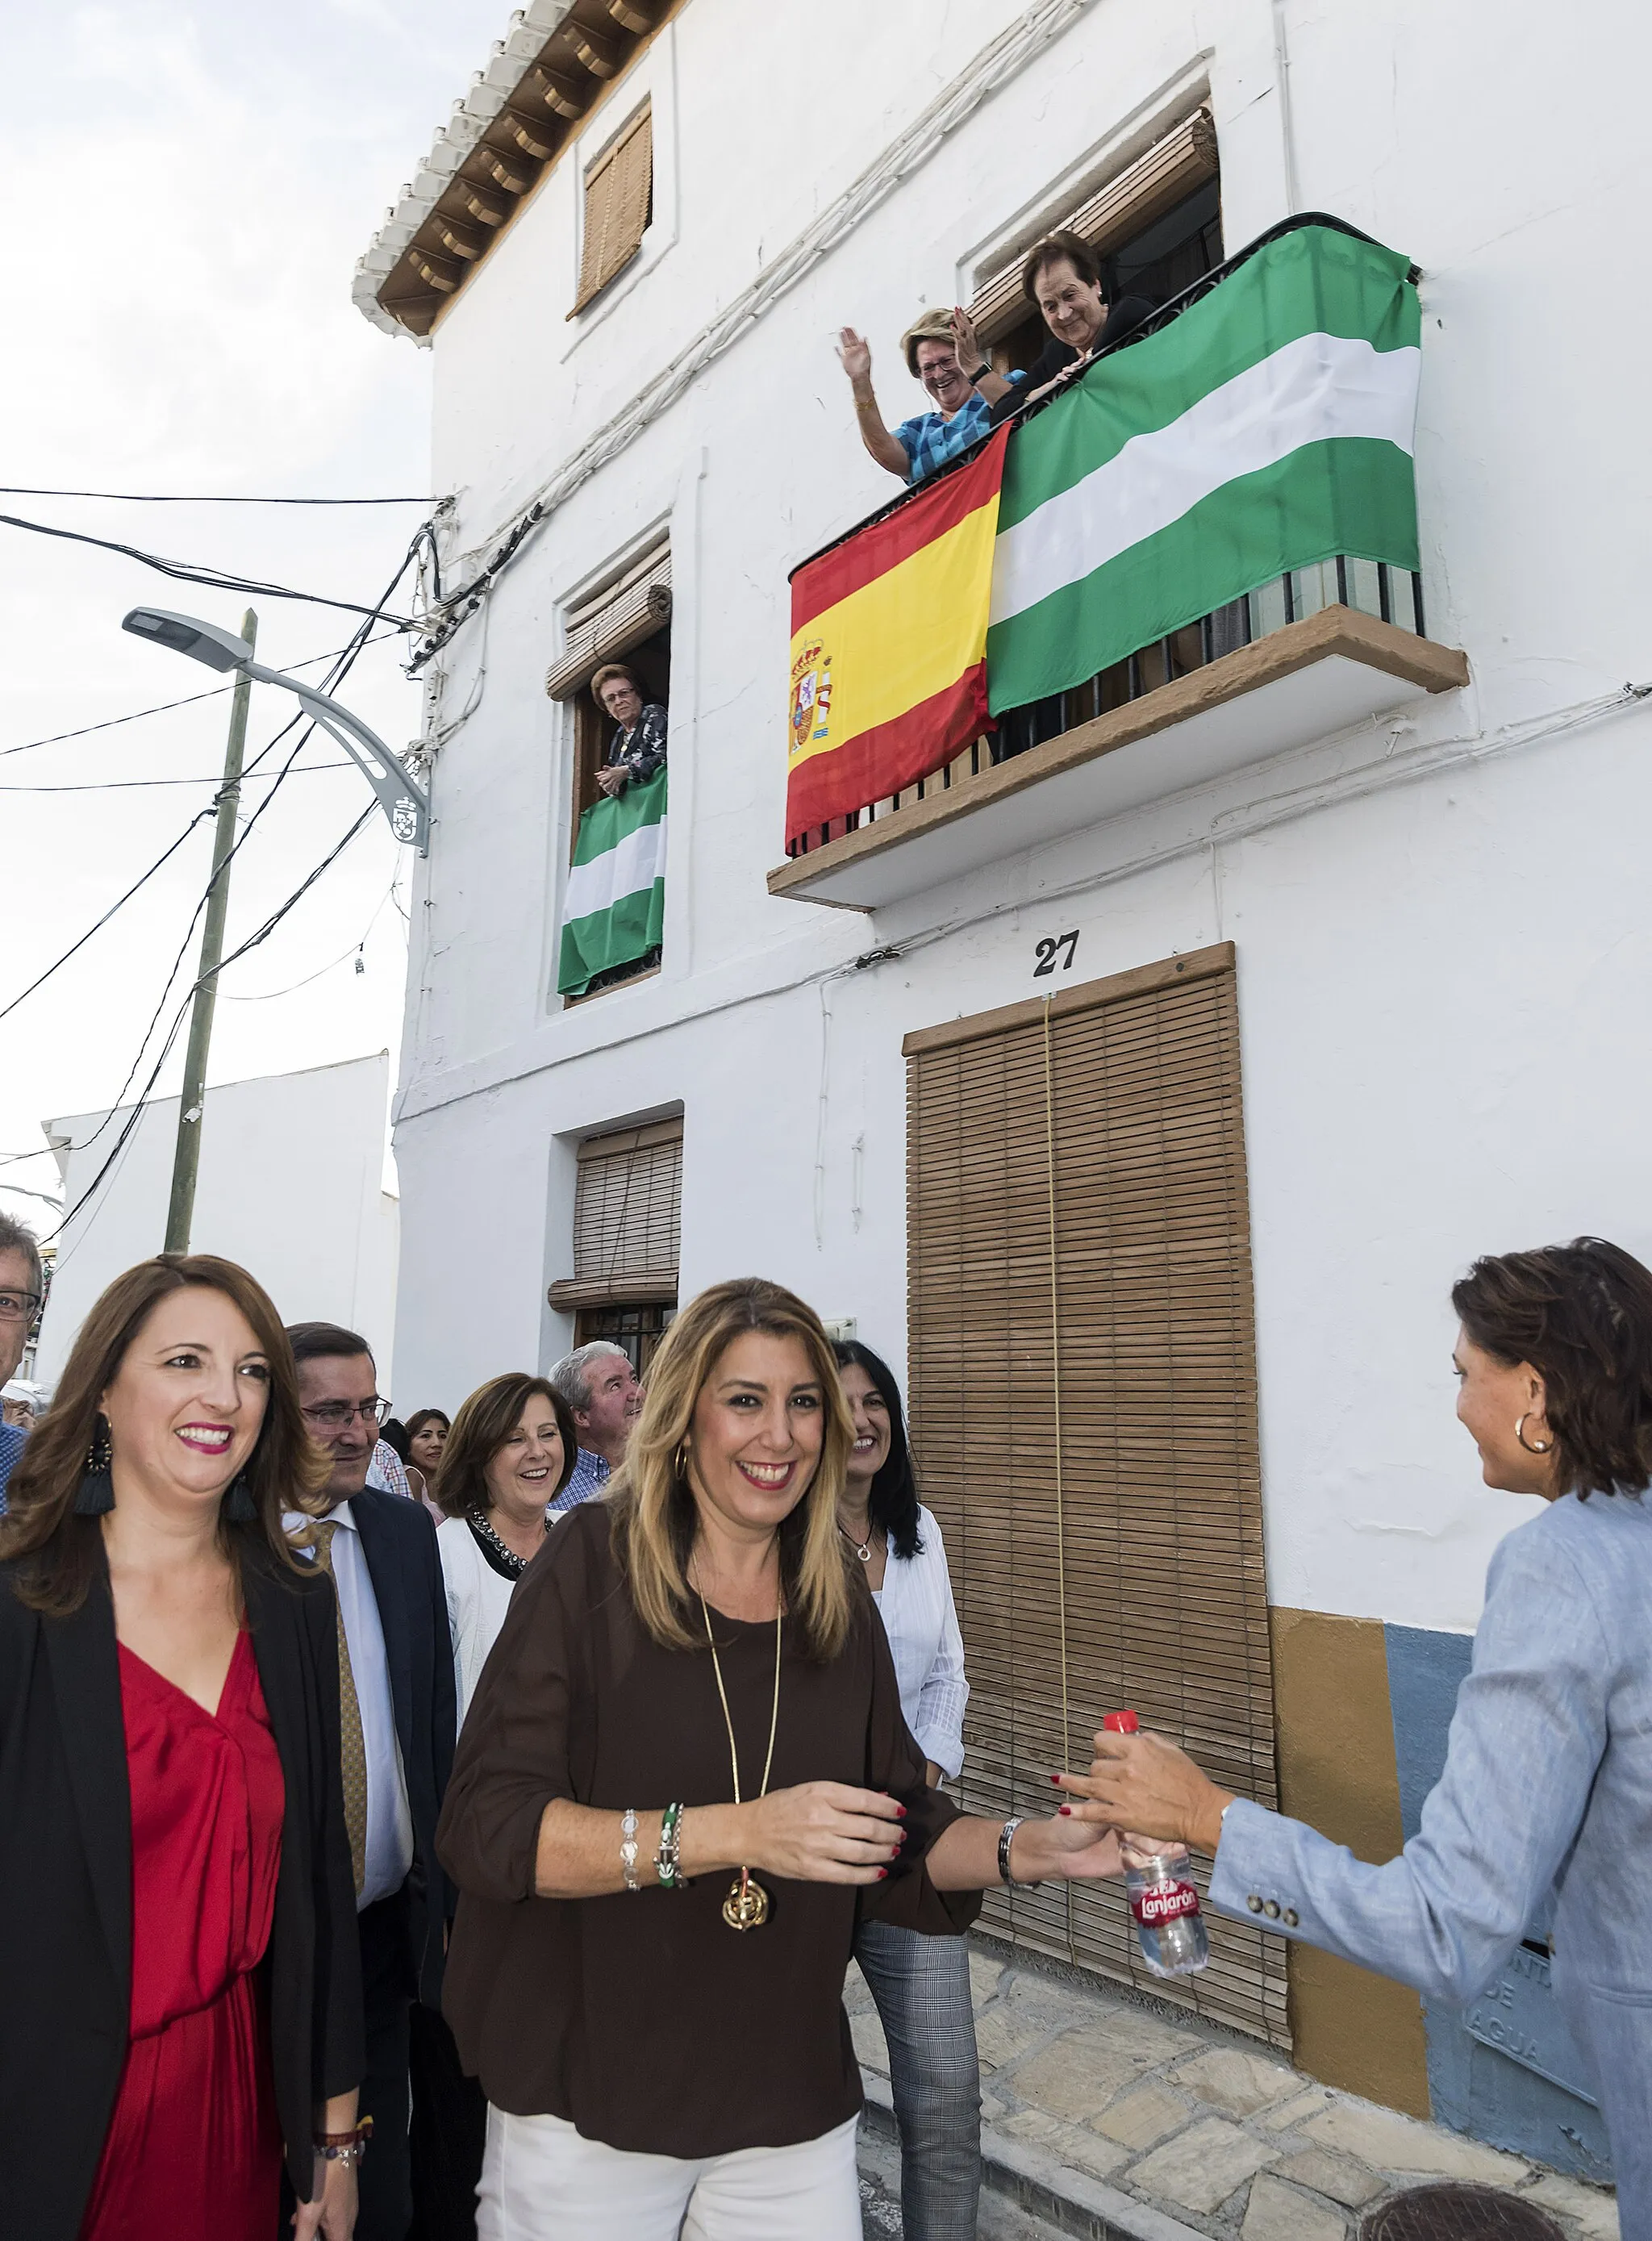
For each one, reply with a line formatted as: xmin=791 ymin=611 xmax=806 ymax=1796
xmin=123 ymin=605 xmax=431 ymax=1252
xmin=121 ymin=607 xmax=431 ymax=852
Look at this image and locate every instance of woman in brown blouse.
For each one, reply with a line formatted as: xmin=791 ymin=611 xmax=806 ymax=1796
xmin=438 ymin=1277 xmax=1120 ymax=2241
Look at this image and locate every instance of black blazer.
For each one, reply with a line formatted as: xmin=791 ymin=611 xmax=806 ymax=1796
xmin=349 ymin=1486 xmax=457 ymax=2005
xmin=0 ymin=1529 xmax=364 ymax=2241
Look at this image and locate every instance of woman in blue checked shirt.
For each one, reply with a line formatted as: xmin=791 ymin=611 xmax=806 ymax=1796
xmin=836 ymin=307 xmax=1017 ymax=487
xmin=834 ymin=1341 xmax=978 ymax=2241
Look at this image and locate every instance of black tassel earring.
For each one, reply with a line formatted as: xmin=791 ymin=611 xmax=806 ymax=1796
xmin=73 ymin=1415 xmax=116 ymax=1515
xmin=223 ymin=1471 xmax=258 ymax=1523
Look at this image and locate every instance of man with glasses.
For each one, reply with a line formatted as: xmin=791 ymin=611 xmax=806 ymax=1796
xmin=286 ymin=1321 xmax=457 ymax=2241
xmin=0 ymin=1213 xmax=44 ymax=1510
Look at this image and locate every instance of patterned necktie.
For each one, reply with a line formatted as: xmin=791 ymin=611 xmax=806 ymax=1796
xmin=312 ymin=1520 xmax=368 ymax=1897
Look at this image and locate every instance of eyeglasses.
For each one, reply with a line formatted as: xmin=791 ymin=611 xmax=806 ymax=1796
xmin=301 ymin=1397 xmax=390 ymax=1429
xmin=0 ymin=1290 xmax=41 ymax=1325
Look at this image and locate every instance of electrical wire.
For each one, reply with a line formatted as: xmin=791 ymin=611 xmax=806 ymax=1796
xmin=220 ymin=883 xmax=398 ymax=1002
xmin=43 ymin=803 xmax=379 ymax=1249
xmin=41 ymin=530 xmax=427 ymax=1185
xmin=0 ymin=486 xmax=436 ymax=506
xmin=0 ymin=811 xmax=215 ymax=1022
xmin=0 ymin=765 xmax=353 ymax=794
xmin=1 ymin=632 xmax=398 ymax=760
xmin=0 ymin=511 xmax=422 ymax=628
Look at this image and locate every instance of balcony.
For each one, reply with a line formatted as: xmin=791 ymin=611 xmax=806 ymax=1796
xmin=768 ymin=217 xmax=1468 ymax=915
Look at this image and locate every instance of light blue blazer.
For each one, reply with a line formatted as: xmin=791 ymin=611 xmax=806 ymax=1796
xmin=1212 ymin=1489 xmax=1652 ymax=2229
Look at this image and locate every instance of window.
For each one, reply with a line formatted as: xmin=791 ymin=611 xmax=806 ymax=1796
xmin=903 ymin=943 xmax=1287 ymax=2047
xmin=570 ymin=100 xmax=653 ymax=315
xmin=547 ymin=1119 xmax=682 ymax=1347
xmin=971 ymin=106 xmax=1223 ymax=369
xmin=546 ymin=540 xmax=672 ymax=1000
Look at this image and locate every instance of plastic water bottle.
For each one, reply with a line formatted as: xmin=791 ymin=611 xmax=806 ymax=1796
xmin=1104 ymin=1711 xmax=1210 ymax=1979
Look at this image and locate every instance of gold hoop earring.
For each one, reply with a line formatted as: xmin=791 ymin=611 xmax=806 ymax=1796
xmin=674 ymin=1441 xmax=690 ymax=1481
xmin=1515 ymin=1413 xmax=1552 ymax=1455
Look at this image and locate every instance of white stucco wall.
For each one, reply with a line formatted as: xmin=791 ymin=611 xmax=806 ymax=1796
xmin=384 ymin=0 xmax=1652 ymax=1634
xmin=40 ymin=1053 xmax=400 ymax=1390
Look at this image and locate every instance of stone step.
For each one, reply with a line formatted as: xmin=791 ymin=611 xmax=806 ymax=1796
xmin=846 ymin=1936 xmax=1620 ymax=2241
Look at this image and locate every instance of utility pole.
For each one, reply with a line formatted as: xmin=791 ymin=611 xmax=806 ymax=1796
xmin=164 ymin=608 xmax=257 ymax=1254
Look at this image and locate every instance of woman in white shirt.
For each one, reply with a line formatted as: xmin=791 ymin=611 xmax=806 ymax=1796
xmin=834 ymin=1342 xmax=976 ymax=2241
xmin=435 ymin=1374 xmax=578 ymax=1726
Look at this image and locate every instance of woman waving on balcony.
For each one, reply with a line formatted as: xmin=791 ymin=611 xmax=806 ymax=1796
xmin=838 ymin=307 xmax=1015 ymax=486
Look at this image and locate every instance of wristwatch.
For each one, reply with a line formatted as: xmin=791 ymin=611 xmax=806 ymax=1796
xmin=968 ymin=361 xmax=992 ymax=385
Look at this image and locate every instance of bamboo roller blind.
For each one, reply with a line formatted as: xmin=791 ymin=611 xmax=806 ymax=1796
xmin=968 ymin=107 xmax=1219 ymax=343
xmin=548 ymin=1119 xmax=682 ymax=1311
xmin=904 ymin=945 xmax=1287 ymax=2047
xmin=571 ymin=101 xmax=653 ymax=315
xmin=544 ymin=542 xmax=672 ymax=699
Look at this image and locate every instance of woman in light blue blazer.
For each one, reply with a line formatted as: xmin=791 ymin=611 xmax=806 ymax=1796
xmin=1066 ymin=1237 xmax=1652 ymax=2230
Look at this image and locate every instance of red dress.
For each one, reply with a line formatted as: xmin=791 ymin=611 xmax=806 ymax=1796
xmin=80 ymin=1630 xmax=287 ymax=2241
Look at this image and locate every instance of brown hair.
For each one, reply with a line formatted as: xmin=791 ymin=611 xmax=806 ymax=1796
xmin=405 ymin=1406 xmax=450 ymax=1443
xmin=435 ymin=1375 xmax=576 ymax=1519
xmin=1022 ymin=227 xmax=1104 ymax=305
xmin=0 ymin=1254 xmax=329 ymax=1613
xmin=607 ymin=1277 xmax=855 ymax=1658
xmin=1452 ymin=1237 xmax=1652 ymax=1500
xmin=590 ymin=663 xmax=641 ymax=709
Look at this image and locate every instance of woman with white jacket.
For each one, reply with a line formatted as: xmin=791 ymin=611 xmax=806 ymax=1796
xmin=834 ymin=1341 xmax=976 ymax=2241
xmin=436 ymin=1374 xmax=578 ymax=1725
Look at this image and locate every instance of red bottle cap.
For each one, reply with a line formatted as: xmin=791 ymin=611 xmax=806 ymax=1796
xmin=1103 ymin=1709 xmax=1139 ymax=1733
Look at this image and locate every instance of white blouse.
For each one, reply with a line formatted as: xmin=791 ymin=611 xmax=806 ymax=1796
xmin=436 ymin=1517 xmax=518 ymax=1729
xmin=870 ymin=1504 xmax=970 ymax=1780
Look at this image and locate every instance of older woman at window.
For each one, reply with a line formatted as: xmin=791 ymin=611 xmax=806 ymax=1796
xmin=590 ymin=666 xmax=667 ymax=799
xmin=837 ymin=307 xmax=1016 ymax=486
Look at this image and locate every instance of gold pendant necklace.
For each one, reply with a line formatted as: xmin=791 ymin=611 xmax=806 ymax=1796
xmin=697 ymin=1580 xmax=782 ymax=1931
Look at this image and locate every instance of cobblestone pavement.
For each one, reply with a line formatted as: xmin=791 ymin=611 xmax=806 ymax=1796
xmin=847 ymin=1936 xmax=1619 ymax=2241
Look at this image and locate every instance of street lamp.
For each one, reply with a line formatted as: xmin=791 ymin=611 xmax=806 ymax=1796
xmin=122 ymin=607 xmax=430 ymax=853
xmin=120 ymin=603 xmax=432 ymax=1254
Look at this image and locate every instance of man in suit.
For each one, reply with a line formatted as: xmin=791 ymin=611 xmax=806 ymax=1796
xmin=287 ymin=1322 xmax=457 ymax=2241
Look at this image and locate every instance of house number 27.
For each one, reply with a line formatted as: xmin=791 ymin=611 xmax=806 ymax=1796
xmin=1033 ymin=930 xmax=1079 ymax=977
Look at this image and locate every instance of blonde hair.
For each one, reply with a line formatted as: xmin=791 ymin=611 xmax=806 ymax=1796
xmin=899 ymin=305 xmax=958 ymax=378
xmin=607 ymin=1278 xmax=855 ymax=1658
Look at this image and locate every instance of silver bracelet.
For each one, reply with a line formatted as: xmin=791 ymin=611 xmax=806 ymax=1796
xmin=999 ymin=1815 xmax=1040 ymax=1887
xmin=620 ymin=1807 xmax=640 ymax=1892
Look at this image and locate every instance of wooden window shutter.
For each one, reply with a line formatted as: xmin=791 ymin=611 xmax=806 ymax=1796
xmin=544 ymin=541 xmax=672 ymax=699
xmin=969 ymin=106 xmax=1219 ymax=343
xmin=548 ymin=1118 xmax=682 ymax=1310
xmin=570 ymin=101 xmax=653 ymax=316
xmin=903 ymin=944 xmax=1287 ymax=2047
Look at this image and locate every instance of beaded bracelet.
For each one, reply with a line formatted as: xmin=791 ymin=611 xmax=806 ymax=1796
xmin=315 ymin=2116 xmax=373 ymax=2168
xmin=654 ymin=1800 xmax=686 ymax=1889
xmin=620 ymin=1807 xmax=640 ymax=1892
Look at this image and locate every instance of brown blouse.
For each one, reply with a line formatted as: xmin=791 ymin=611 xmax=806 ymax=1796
xmin=436 ymin=1498 xmax=978 ymax=2156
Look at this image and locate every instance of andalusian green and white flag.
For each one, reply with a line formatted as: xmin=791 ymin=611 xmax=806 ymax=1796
xmin=557 ymin=767 xmax=667 ymax=996
xmin=987 ymin=223 xmax=1421 ymax=711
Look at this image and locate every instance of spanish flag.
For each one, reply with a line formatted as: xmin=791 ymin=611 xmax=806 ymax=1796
xmin=786 ymin=425 xmax=1010 ymax=849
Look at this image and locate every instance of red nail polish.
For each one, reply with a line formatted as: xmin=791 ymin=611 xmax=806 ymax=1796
xmin=1049 ymin=1773 xmax=1062 ymax=1785
xmin=1058 ymin=1805 xmax=1072 ymax=1817
xmin=878 ymin=1868 xmax=889 ymax=1880
xmin=895 ymin=1805 xmax=907 ymax=1819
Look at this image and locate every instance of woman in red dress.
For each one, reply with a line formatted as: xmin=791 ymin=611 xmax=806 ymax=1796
xmin=0 ymin=1254 xmax=365 ymax=2241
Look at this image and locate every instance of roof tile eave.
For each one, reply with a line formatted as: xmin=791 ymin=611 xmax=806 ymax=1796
xmin=351 ymin=0 xmax=578 ymax=336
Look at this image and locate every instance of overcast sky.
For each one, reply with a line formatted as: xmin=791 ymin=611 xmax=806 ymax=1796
xmin=0 ymin=0 xmax=510 ymax=1242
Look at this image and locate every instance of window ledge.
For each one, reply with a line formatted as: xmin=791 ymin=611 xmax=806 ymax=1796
xmin=766 ymin=606 xmax=1468 ymax=914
